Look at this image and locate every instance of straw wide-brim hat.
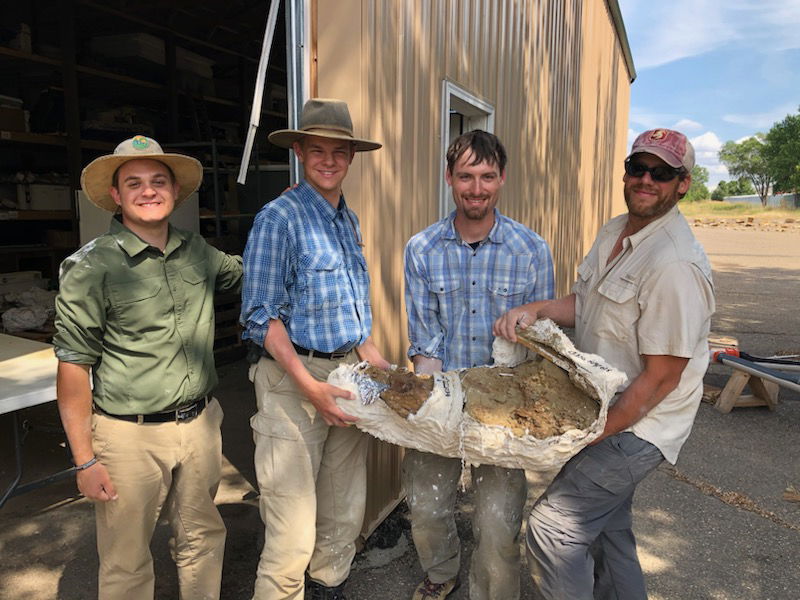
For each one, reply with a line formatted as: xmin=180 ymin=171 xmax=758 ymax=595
xmin=80 ymin=135 xmax=203 ymax=212
xmin=268 ymin=98 xmax=382 ymax=152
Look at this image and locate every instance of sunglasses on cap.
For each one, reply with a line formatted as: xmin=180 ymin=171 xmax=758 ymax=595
xmin=624 ymin=158 xmax=686 ymax=182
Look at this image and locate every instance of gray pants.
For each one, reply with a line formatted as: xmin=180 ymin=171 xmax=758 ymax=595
xmin=527 ymin=433 xmax=664 ymax=600
xmin=403 ymin=450 xmax=527 ymax=600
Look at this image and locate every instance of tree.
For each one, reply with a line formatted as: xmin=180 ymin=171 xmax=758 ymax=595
xmin=719 ymin=135 xmax=773 ymax=206
xmin=682 ymin=165 xmax=709 ymax=202
xmin=764 ymin=107 xmax=800 ymax=193
xmin=711 ymin=178 xmax=756 ymax=201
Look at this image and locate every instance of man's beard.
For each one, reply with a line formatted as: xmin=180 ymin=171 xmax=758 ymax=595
xmin=624 ymin=185 xmax=679 ymax=220
xmin=464 ymin=205 xmax=491 ymax=220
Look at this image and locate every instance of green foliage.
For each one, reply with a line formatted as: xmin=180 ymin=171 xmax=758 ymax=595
xmin=711 ymin=177 xmax=756 ymax=201
xmin=679 ymin=200 xmax=798 ymax=218
xmin=764 ymin=107 xmax=800 ymax=193
xmin=718 ymin=135 xmax=773 ymax=206
xmin=682 ymin=165 xmax=710 ymax=202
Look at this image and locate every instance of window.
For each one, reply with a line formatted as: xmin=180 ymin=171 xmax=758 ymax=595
xmin=439 ymin=81 xmax=495 ymax=218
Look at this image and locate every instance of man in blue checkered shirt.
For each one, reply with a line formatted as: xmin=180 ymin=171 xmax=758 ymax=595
xmin=241 ymin=99 xmax=389 ymax=600
xmin=403 ymin=130 xmax=554 ymax=600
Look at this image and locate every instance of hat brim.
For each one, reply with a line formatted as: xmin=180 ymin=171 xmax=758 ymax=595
xmin=627 ymin=147 xmax=683 ymax=169
xmin=80 ymin=154 xmax=204 ymax=212
xmin=268 ymin=129 xmax=382 ymax=152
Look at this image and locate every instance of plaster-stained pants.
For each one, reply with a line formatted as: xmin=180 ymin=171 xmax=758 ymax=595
xmin=526 ymin=433 xmax=664 ymax=600
xmin=403 ymin=450 xmax=527 ymax=600
xmin=250 ymin=353 xmax=366 ymax=600
xmin=92 ymin=399 xmax=226 ymax=600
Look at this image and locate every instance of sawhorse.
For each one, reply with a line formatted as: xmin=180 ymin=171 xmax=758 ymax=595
xmin=714 ymin=370 xmax=779 ymax=413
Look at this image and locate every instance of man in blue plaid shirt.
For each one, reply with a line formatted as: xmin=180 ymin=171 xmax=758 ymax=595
xmin=403 ymin=130 xmax=554 ymax=600
xmin=241 ymin=99 xmax=388 ymax=600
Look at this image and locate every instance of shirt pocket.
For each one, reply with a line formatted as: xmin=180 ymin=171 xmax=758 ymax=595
xmin=297 ymin=251 xmax=345 ymax=310
xmin=179 ymin=264 xmax=211 ymax=317
xmin=487 ymin=267 xmax=531 ymax=318
xmin=427 ymin=273 xmax=463 ymax=325
xmin=107 ymin=277 xmax=162 ymax=332
xmin=179 ymin=263 xmax=208 ymax=287
xmin=574 ymin=262 xmax=594 ymax=321
xmin=351 ymin=253 xmax=371 ymax=305
xmin=594 ymin=278 xmax=639 ymax=341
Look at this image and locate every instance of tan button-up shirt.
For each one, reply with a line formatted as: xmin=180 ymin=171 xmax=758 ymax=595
xmin=54 ymin=218 xmax=242 ymax=414
xmin=573 ymin=206 xmax=714 ymax=463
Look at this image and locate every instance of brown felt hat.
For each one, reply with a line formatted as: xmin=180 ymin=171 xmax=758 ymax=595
xmin=268 ymin=98 xmax=382 ymax=152
xmin=80 ymin=135 xmax=203 ymax=212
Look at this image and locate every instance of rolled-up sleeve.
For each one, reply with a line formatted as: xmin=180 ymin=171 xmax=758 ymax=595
xmin=53 ymin=252 xmax=107 ymax=365
xmin=240 ymin=208 xmax=293 ymax=347
xmin=212 ymin=248 xmax=243 ymax=294
xmin=404 ymin=242 xmax=444 ymax=361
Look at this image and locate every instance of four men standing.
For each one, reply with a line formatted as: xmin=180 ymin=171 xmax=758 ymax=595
xmin=53 ymin=110 xmax=711 ymax=600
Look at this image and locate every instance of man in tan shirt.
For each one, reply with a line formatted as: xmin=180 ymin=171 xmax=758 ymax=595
xmin=494 ymin=128 xmax=715 ymax=599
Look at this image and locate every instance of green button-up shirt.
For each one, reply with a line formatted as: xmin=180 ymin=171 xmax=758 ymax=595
xmin=54 ymin=218 xmax=242 ymax=414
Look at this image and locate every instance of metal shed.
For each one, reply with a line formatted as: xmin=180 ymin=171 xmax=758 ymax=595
xmin=282 ymin=0 xmax=635 ymax=537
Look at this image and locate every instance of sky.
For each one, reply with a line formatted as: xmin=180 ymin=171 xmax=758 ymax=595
xmin=617 ymin=0 xmax=800 ymax=189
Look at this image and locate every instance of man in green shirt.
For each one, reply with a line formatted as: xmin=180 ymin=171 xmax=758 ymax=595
xmin=54 ymin=135 xmax=242 ymax=600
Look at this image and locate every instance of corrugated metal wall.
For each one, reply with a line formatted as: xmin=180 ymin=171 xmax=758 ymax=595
xmin=314 ymin=0 xmax=631 ymax=537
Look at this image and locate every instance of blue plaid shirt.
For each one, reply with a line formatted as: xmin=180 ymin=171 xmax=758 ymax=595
xmin=240 ymin=181 xmax=372 ymax=352
xmin=405 ymin=210 xmax=554 ymax=371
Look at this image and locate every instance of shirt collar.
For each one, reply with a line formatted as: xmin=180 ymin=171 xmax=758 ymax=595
xmin=444 ymin=208 xmax=504 ymax=244
xmin=625 ymin=204 xmax=681 ymax=249
xmin=296 ymin=180 xmax=346 ymax=221
xmin=109 ymin=216 xmax=186 ymax=257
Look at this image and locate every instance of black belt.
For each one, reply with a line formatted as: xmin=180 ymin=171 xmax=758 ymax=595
xmin=291 ymin=342 xmax=354 ymax=360
xmin=260 ymin=342 xmax=353 ymax=361
xmin=95 ymin=396 xmax=210 ymax=424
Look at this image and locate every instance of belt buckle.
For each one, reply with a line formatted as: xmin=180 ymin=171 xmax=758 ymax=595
xmin=175 ymin=401 xmax=199 ymax=422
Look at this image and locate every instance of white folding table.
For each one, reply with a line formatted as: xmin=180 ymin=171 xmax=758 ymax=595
xmin=1 ymin=333 xmax=74 ymax=507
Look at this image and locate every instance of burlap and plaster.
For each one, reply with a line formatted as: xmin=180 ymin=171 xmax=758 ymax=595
xmin=328 ymin=319 xmax=627 ymax=472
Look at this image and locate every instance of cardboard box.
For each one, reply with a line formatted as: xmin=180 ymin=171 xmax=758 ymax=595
xmin=46 ymin=229 xmax=77 ymax=248
xmin=29 ymin=184 xmax=72 ymax=211
xmin=0 ymin=106 xmax=26 ymax=131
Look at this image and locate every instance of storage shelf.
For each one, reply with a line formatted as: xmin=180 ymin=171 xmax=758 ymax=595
xmin=0 ymin=46 xmax=61 ymax=67
xmin=0 ymin=47 xmax=268 ymax=115
xmin=0 ymin=210 xmax=72 ymax=221
xmin=0 ymin=131 xmax=114 ymax=151
xmin=199 ymin=213 xmax=256 ymax=220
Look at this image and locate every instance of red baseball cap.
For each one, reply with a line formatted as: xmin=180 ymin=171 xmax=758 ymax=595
xmin=627 ymin=129 xmax=695 ymax=171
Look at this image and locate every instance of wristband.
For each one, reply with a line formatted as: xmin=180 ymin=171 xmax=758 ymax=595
xmin=74 ymin=457 xmax=98 ymax=471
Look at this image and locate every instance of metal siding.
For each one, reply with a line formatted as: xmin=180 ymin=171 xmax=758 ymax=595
xmin=314 ymin=0 xmax=630 ymax=539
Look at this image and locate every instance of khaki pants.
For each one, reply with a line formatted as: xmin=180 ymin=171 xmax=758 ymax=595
xmin=92 ymin=399 xmax=226 ymax=600
xmin=250 ymin=353 xmax=367 ymax=600
xmin=403 ymin=450 xmax=527 ymax=600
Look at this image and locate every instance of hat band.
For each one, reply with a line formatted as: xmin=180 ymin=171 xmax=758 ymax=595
xmin=301 ymin=125 xmax=354 ymax=138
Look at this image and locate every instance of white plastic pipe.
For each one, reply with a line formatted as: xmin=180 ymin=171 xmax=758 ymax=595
xmin=717 ymin=354 xmax=800 ymax=393
xmin=237 ymin=0 xmax=281 ymax=184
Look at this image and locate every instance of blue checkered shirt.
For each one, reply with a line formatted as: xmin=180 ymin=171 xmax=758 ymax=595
xmin=240 ymin=181 xmax=372 ymax=352
xmin=405 ymin=210 xmax=554 ymax=371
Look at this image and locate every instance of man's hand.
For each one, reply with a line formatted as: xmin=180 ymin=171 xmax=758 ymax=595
xmin=76 ymin=462 xmax=118 ymax=502
xmin=356 ymin=337 xmax=391 ymax=370
xmin=493 ymin=296 xmax=577 ymax=342
xmin=493 ymin=306 xmax=535 ymax=342
xmin=302 ymin=380 xmax=359 ymax=427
